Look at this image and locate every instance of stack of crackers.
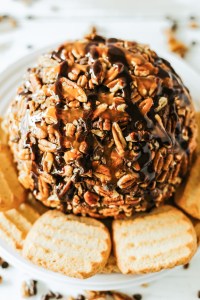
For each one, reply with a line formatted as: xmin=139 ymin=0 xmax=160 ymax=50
xmin=0 ymin=116 xmax=200 ymax=279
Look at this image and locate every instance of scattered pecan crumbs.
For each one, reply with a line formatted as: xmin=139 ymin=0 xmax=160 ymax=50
xmin=41 ymin=291 xmax=63 ymax=300
xmin=83 ymin=291 xmax=133 ymax=300
xmin=165 ymin=28 xmax=188 ymax=58
xmin=21 ymin=280 xmax=37 ymax=298
xmin=0 ymin=14 xmax=17 ymax=27
xmin=165 ymin=15 xmax=200 ymax=57
xmin=189 ymin=21 xmax=199 ymax=29
xmin=0 ymin=275 xmax=2 ymax=284
xmin=141 ymin=283 xmax=149 ymax=288
xmin=188 ymin=16 xmax=199 ymax=28
xmin=183 ymin=263 xmax=190 ymax=269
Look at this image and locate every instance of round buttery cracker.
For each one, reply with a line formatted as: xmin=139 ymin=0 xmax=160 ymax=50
xmin=23 ymin=210 xmax=111 ymax=279
xmin=0 ymin=145 xmax=26 ymax=211
xmin=112 ymin=205 xmax=197 ymax=274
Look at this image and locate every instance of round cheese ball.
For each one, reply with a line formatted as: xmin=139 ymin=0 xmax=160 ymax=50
xmin=7 ymin=31 xmax=197 ymax=218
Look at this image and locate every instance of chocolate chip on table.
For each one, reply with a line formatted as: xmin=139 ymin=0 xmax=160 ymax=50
xmin=26 ymin=15 xmax=35 ymax=20
xmin=171 ymin=20 xmax=178 ymax=32
xmin=21 ymin=280 xmax=37 ymax=298
xmin=191 ymin=41 xmax=197 ymax=46
xmin=198 ymin=291 xmax=200 ymax=299
xmin=133 ymin=294 xmax=142 ymax=300
xmin=27 ymin=45 xmax=33 ymax=49
xmin=0 ymin=257 xmax=9 ymax=269
xmin=183 ymin=263 xmax=190 ymax=269
xmin=1 ymin=261 xmax=9 ymax=269
xmin=189 ymin=15 xmax=196 ymax=20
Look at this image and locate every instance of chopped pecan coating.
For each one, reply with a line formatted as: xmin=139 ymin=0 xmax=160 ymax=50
xmin=6 ymin=32 xmax=197 ymax=218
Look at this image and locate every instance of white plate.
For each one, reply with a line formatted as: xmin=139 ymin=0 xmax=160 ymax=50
xmin=0 ymin=45 xmax=200 ymax=290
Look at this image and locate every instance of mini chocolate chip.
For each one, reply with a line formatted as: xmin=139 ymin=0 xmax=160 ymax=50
xmin=191 ymin=41 xmax=197 ymax=46
xmin=183 ymin=263 xmax=190 ymax=269
xmin=27 ymin=45 xmax=33 ymax=49
xmin=26 ymin=15 xmax=35 ymax=20
xmin=133 ymin=294 xmax=142 ymax=300
xmin=165 ymin=15 xmax=172 ymax=20
xmin=2 ymin=15 xmax=9 ymax=19
xmin=1 ymin=261 xmax=9 ymax=269
xmin=171 ymin=20 xmax=178 ymax=31
xmin=198 ymin=291 xmax=200 ymax=298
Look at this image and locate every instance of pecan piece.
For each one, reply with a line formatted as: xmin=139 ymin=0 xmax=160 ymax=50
xmin=29 ymin=73 xmax=42 ymax=93
xmin=77 ymin=74 xmax=87 ymax=88
xmin=42 ymin=152 xmax=54 ymax=173
xmin=106 ymin=78 xmax=126 ymax=93
xmin=133 ymin=76 xmax=157 ymax=97
xmin=84 ymin=191 xmax=100 ymax=206
xmin=59 ymin=77 xmax=87 ymax=102
xmin=33 ymin=125 xmax=47 ymax=139
xmin=92 ymin=103 xmax=108 ymax=120
xmin=139 ymin=98 xmax=153 ymax=115
xmin=38 ymin=139 xmax=57 ymax=152
xmin=117 ymin=173 xmax=138 ymax=189
xmin=93 ymin=164 xmax=112 ymax=182
xmin=104 ymin=63 xmax=124 ymax=84
xmin=64 ymin=149 xmax=80 ymax=163
xmin=65 ymin=123 xmax=76 ymax=137
xmin=44 ymin=106 xmax=57 ymax=124
xmin=38 ymin=176 xmax=49 ymax=200
xmin=112 ymin=122 xmax=127 ymax=156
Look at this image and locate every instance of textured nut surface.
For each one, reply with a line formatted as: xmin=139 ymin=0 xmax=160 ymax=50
xmin=6 ymin=31 xmax=197 ymax=218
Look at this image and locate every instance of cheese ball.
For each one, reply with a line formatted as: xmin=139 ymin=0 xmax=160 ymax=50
xmin=7 ymin=32 xmax=197 ymax=218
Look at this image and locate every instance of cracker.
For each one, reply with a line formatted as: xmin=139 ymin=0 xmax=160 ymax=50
xmin=112 ymin=205 xmax=197 ymax=274
xmin=194 ymin=222 xmax=200 ymax=245
xmin=175 ymin=156 xmax=200 ymax=219
xmin=0 ymin=199 xmax=44 ymax=251
xmin=0 ymin=145 xmax=26 ymax=211
xmin=196 ymin=111 xmax=200 ymax=155
xmin=0 ymin=117 xmax=8 ymax=145
xmin=23 ymin=210 xmax=111 ymax=279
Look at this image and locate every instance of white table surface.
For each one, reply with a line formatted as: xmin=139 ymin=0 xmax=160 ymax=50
xmin=1 ymin=0 xmax=200 ymax=299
